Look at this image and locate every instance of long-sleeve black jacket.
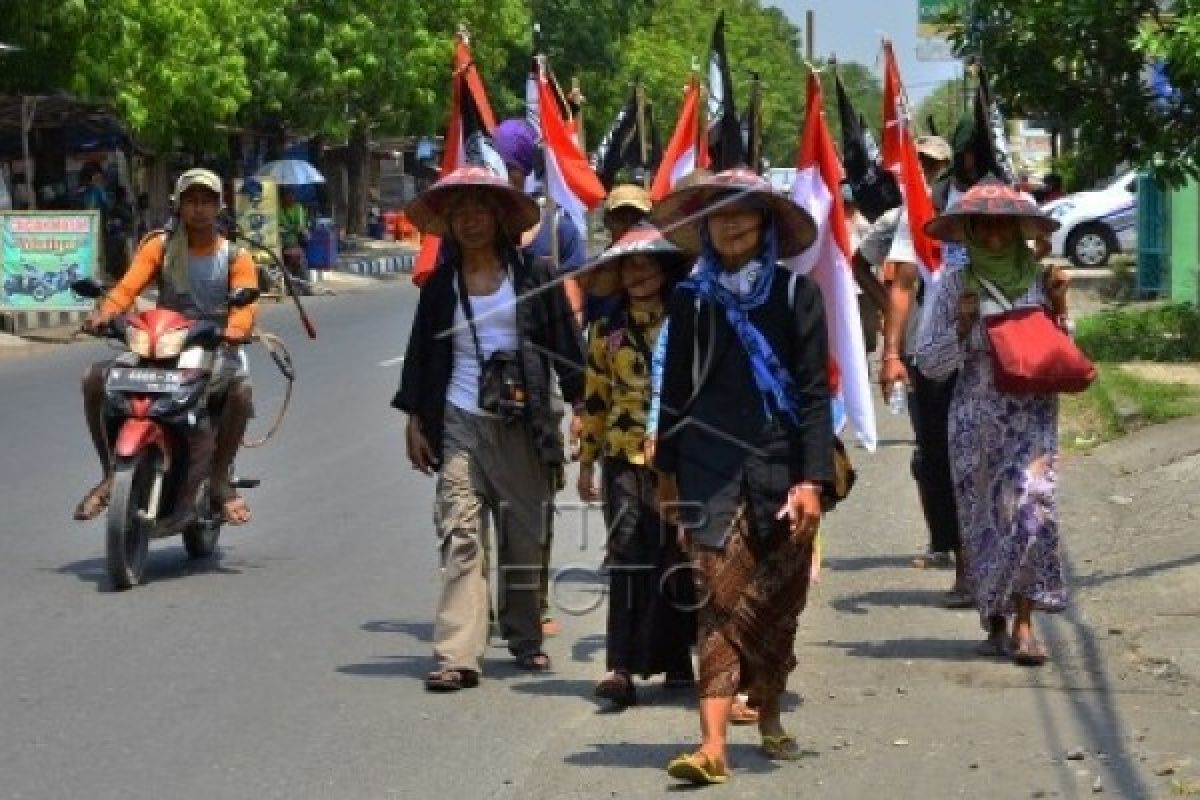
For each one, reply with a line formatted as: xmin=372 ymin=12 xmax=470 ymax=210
xmin=392 ymin=252 xmax=585 ymax=467
xmin=654 ymin=270 xmax=835 ymax=548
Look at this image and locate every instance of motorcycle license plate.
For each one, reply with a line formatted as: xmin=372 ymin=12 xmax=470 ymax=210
xmin=107 ymin=367 xmax=187 ymax=394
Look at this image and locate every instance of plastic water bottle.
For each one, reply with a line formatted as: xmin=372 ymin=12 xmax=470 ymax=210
xmin=888 ymin=382 xmax=908 ymax=416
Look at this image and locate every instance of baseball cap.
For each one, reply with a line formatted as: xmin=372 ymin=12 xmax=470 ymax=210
xmin=603 ymin=184 xmax=653 ymax=216
xmin=174 ymin=168 xmax=223 ymax=203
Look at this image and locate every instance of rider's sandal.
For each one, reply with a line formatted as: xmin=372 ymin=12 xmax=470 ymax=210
xmin=215 ymin=487 xmax=252 ymax=526
xmin=73 ymin=481 xmax=111 ymax=521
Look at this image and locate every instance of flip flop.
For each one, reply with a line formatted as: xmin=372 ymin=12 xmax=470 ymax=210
xmin=666 ymin=751 xmax=729 ymax=785
xmin=761 ymin=734 xmax=804 ymax=761
xmin=425 ymin=668 xmax=480 ymax=692
xmin=730 ymin=697 xmax=760 ymax=725
xmin=73 ymin=481 xmax=111 ymax=521
xmin=1012 ymin=637 xmax=1048 ymax=667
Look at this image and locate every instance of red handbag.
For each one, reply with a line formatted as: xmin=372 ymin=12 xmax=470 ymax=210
xmin=975 ymin=274 xmax=1097 ymax=395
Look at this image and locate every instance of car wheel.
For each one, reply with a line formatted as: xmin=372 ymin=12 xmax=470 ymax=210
xmin=1067 ymin=223 xmax=1117 ymax=268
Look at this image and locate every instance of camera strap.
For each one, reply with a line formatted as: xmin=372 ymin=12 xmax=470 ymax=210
xmin=454 ymin=264 xmax=490 ymax=373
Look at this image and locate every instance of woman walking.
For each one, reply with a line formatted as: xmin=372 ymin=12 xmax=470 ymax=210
xmin=576 ymin=224 xmax=696 ymax=709
xmin=393 ymin=166 xmax=585 ymax=691
xmin=652 ymin=169 xmax=835 ymax=785
xmin=914 ymin=178 xmax=1070 ymax=666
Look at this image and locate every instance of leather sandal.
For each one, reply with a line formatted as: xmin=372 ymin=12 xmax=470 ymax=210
xmin=594 ymin=672 xmax=636 ymax=707
xmin=424 ymin=668 xmax=480 ymax=692
xmin=667 ymin=751 xmax=729 ymax=785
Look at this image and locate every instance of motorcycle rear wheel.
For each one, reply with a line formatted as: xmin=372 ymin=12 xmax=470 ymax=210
xmin=106 ymin=454 xmax=157 ymax=589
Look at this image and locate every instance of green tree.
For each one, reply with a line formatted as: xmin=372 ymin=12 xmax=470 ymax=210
xmin=914 ymin=77 xmax=968 ymax=140
xmin=1 ymin=0 xmax=275 ymax=152
xmin=948 ymin=0 xmax=1200 ymax=185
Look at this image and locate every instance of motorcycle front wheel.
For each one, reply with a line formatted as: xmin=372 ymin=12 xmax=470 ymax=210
xmin=106 ymin=453 xmax=158 ymax=589
xmin=182 ymin=478 xmax=221 ymax=559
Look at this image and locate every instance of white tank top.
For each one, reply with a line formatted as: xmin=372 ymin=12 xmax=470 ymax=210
xmin=447 ymin=276 xmax=520 ymax=416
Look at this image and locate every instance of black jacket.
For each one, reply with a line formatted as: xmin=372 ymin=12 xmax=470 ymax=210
xmin=392 ymin=251 xmax=585 ymax=467
xmin=655 ymin=270 xmax=835 ymax=548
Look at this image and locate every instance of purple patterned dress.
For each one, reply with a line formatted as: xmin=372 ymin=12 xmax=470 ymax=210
xmin=914 ymin=263 xmax=1068 ymax=628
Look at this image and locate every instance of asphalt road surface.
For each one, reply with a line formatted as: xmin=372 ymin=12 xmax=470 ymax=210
xmin=1 ymin=283 xmax=1193 ymax=799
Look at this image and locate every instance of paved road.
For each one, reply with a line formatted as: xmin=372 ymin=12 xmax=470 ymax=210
xmin=1 ymin=284 xmax=1195 ymax=799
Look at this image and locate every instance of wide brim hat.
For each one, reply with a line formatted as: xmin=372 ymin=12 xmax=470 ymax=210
xmin=404 ymin=166 xmax=540 ymax=239
xmin=579 ymin=223 xmax=692 ymax=298
xmin=603 ymin=184 xmax=653 ymax=216
xmin=650 ymin=168 xmax=817 ymax=258
xmin=924 ymin=175 xmax=1061 ymax=243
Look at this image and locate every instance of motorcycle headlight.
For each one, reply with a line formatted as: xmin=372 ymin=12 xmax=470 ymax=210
xmin=154 ymin=328 xmax=189 ymax=359
xmin=125 ymin=327 xmax=152 ymax=358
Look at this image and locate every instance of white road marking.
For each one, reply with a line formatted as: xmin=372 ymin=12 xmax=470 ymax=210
xmin=377 ymin=355 xmax=406 ymax=367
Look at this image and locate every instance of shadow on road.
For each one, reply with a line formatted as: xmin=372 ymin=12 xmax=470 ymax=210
xmin=820 ymin=636 xmax=979 ymax=662
xmin=336 ymin=655 xmax=429 ymax=681
xmin=824 ymin=554 xmax=922 ymax=572
xmin=830 ymin=587 xmax=948 ymax=615
xmin=52 ymin=548 xmax=242 ymax=591
xmin=563 ymin=741 xmax=799 ymax=778
xmin=360 ymin=619 xmax=434 ymax=641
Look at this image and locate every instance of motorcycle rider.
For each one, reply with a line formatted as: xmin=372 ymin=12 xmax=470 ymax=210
xmin=74 ymin=168 xmax=259 ymax=526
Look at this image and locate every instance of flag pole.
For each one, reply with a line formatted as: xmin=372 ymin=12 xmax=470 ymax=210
xmin=636 ymin=80 xmax=650 ymax=189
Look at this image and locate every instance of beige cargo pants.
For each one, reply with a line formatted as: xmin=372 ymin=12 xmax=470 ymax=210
xmin=432 ymin=405 xmax=554 ymax=673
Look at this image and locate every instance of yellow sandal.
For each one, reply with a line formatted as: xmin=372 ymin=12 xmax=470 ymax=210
xmin=666 ymin=751 xmax=729 ymax=785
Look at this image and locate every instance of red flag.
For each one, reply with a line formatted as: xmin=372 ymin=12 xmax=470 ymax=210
xmin=881 ymin=39 xmax=941 ymax=276
xmin=536 ymin=66 xmax=605 ymax=240
xmin=788 ymin=71 xmax=876 ymax=451
xmin=412 ymin=34 xmax=497 ymax=287
xmin=651 ymin=75 xmax=710 ymax=201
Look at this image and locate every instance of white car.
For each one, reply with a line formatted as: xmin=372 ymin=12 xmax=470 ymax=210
xmin=1042 ymin=171 xmax=1138 ymax=267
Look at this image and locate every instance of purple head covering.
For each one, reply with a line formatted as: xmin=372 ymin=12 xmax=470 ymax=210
xmin=493 ymin=118 xmax=538 ymax=176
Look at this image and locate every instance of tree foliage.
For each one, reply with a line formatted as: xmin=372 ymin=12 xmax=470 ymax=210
xmin=914 ymin=78 xmax=968 ymax=141
xmin=949 ymin=0 xmax=1200 ymax=185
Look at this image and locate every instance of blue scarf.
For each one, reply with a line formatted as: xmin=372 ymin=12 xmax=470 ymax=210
xmin=680 ymin=224 xmax=801 ymax=425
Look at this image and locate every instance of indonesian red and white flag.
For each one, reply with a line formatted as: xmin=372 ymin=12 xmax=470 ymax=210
xmin=535 ymin=66 xmax=605 ymax=242
xmin=650 ymin=76 xmax=710 ymax=201
xmin=412 ymin=33 xmax=497 ymax=287
xmin=881 ymin=39 xmax=941 ymax=279
xmin=787 ymin=71 xmax=877 ymax=452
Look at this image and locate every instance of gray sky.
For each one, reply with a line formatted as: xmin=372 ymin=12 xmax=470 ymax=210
xmin=766 ymin=0 xmax=961 ymax=101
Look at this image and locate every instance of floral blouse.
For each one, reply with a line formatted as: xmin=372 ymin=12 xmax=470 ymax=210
xmin=579 ymin=305 xmax=666 ymax=467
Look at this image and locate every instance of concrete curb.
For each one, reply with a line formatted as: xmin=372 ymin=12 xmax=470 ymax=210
xmin=0 ymin=309 xmax=89 ymax=335
xmin=336 ymin=252 xmax=415 ymax=276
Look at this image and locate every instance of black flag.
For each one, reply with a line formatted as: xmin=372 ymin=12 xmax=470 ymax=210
xmin=836 ymin=69 xmax=902 ymax=222
xmin=707 ymin=12 xmax=745 ymax=169
xmin=742 ymin=72 xmax=764 ymax=173
xmin=592 ymin=83 xmax=660 ymax=189
xmin=972 ymin=67 xmax=1017 ymax=184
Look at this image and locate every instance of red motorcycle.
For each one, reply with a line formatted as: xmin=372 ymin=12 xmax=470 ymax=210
xmin=73 ymin=279 xmax=261 ymax=589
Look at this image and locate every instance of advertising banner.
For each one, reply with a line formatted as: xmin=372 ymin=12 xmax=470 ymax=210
xmin=234 ymin=176 xmax=281 ymax=259
xmin=0 ymin=211 xmax=99 ymax=310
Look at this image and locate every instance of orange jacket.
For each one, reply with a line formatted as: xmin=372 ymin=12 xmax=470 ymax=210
xmin=101 ymin=233 xmax=259 ymax=339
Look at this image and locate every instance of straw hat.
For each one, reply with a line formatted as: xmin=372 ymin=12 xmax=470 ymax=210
xmin=603 ymin=184 xmax=653 ymax=217
xmin=924 ymin=175 xmax=1060 ymax=243
xmin=579 ymin=223 xmax=692 ymax=298
xmin=404 ymin=166 xmax=539 ymax=239
xmin=650 ymin=168 xmax=817 ymax=258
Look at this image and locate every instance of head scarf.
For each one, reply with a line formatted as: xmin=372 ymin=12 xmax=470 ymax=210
xmin=964 ymin=217 xmax=1040 ymax=302
xmin=494 ymin=119 xmax=538 ymax=175
xmin=681 ymin=210 xmax=802 ymax=424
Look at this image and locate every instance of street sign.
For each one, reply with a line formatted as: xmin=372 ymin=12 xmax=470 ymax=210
xmin=0 ymin=211 xmax=98 ymax=311
xmin=917 ymin=0 xmax=961 ymax=62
